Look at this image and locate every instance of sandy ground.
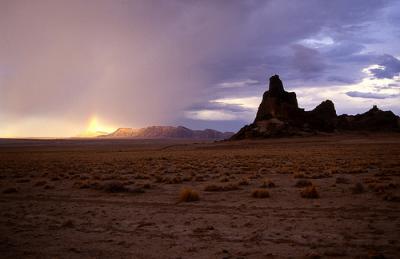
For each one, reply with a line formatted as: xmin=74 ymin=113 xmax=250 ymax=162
xmin=0 ymin=135 xmax=399 ymax=258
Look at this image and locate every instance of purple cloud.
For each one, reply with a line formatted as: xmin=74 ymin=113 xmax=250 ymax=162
xmin=346 ymin=91 xmax=400 ymax=99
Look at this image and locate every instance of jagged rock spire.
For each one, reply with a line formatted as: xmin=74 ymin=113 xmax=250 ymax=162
xmin=268 ymin=75 xmax=284 ymax=94
xmin=254 ymin=74 xmax=298 ymax=122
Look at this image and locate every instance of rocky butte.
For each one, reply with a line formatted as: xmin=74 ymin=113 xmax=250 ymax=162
xmin=231 ymin=75 xmax=400 ymax=140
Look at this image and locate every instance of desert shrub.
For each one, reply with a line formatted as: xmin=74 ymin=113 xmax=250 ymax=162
xmin=142 ymin=183 xmax=152 ymax=189
xmin=219 ymin=176 xmax=230 ymax=182
xmin=251 ymin=189 xmax=270 ymax=198
xmin=78 ymin=180 xmax=100 ymax=189
xmin=169 ymin=176 xmax=183 ymax=184
xmin=351 ymin=183 xmax=365 ymax=194
xmin=295 ymin=179 xmax=313 ymax=187
xmin=182 ymin=175 xmax=193 ymax=182
xmin=260 ymin=179 xmax=276 ymax=188
xmin=249 ymin=173 xmax=262 ymax=179
xmin=310 ymin=172 xmax=332 ymax=179
xmin=16 ymin=178 xmax=30 ymax=183
xmin=79 ymin=174 xmax=90 ymax=180
xmin=3 ymin=187 xmax=18 ymax=194
xmin=258 ymin=167 xmax=267 ymax=174
xmin=61 ymin=220 xmax=75 ymax=228
xmin=154 ymin=175 xmax=163 ymax=183
xmin=178 ymin=188 xmax=199 ymax=202
xmin=100 ymin=181 xmax=130 ymax=193
xmin=363 ymin=177 xmax=378 ymax=184
xmin=238 ymin=178 xmax=250 ymax=186
xmin=204 ymin=183 xmax=240 ymax=192
xmin=383 ymin=193 xmax=400 ymax=202
xmin=195 ymin=176 xmax=205 ymax=182
xmin=293 ymin=172 xmax=306 ymax=178
xmin=134 ymin=174 xmax=150 ymax=180
xmin=96 ymin=181 xmax=144 ymax=194
xmin=34 ymin=180 xmax=47 ymax=186
xmin=300 ymin=186 xmax=319 ymax=199
xmin=336 ymin=177 xmax=350 ymax=184
xmin=44 ymin=184 xmax=54 ymax=190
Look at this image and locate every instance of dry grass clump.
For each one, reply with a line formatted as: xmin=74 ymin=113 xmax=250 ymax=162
xmin=238 ymin=178 xmax=250 ymax=186
xmin=16 ymin=178 xmax=30 ymax=183
xmin=141 ymin=183 xmax=152 ymax=189
xmin=219 ymin=176 xmax=230 ymax=182
xmin=61 ymin=219 xmax=75 ymax=228
xmin=44 ymin=184 xmax=55 ymax=190
xmin=295 ymin=179 xmax=313 ymax=188
xmin=351 ymin=182 xmax=365 ymax=194
xmin=251 ymin=189 xmax=270 ymax=198
xmin=260 ymin=179 xmax=276 ymax=188
xmin=293 ymin=172 xmax=307 ymax=179
xmin=383 ymin=193 xmax=400 ymax=202
xmin=258 ymin=167 xmax=267 ymax=174
xmin=134 ymin=174 xmax=150 ymax=180
xmin=336 ymin=177 xmax=350 ymax=184
xmin=178 ymin=188 xmax=199 ymax=202
xmin=3 ymin=187 xmax=18 ymax=194
xmin=310 ymin=172 xmax=332 ymax=179
xmin=368 ymin=182 xmax=397 ymax=193
xmin=204 ymin=183 xmax=240 ymax=192
xmin=300 ymin=186 xmax=319 ymax=199
xmin=99 ymin=181 xmax=129 ymax=193
xmin=155 ymin=176 xmax=183 ymax=184
xmin=96 ymin=181 xmax=144 ymax=193
xmin=34 ymin=180 xmax=47 ymax=187
xmin=79 ymin=180 xmax=100 ymax=189
xmin=194 ymin=175 xmax=205 ymax=182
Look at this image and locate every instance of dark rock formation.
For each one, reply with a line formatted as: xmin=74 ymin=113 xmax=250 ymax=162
xmin=231 ymin=75 xmax=400 ymax=140
xmin=254 ymin=75 xmax=300 ymax=122
xmin=337 ymin=105 xmax=400 ymax=132
xmin=306 ymin=100 xmax=337 ymax=132
xmin=103 ymin=126 xmax=234 ymax=140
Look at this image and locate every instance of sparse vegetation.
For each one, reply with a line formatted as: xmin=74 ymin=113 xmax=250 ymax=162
xmin=1 ymin=135 xmax=399 ymax=257
xmin=95 ymin=181 xmax=144 ymax=193
xmin=3 ymin=187 xmax=18 ymax=194
xmin=336 ymin=177 xmax=350 ymax=184
xmin=295 ymin=179 xmax=313 ymax=187
xmin=260 ymin=178 xmax=276 ymax=188
xmin=294 ymin=172 xmax=306 ymax=178
xmin=251 ymin=189 xmax=270 ymax=198
xmin=351 ymin=182 xmax=365 ymax=194
xmin=238 ymin=177 xmax=250 ymax=186
xmin=204 ymin=183 xmax=240 ymax=192
xmin=300 ymin=186 xmax=319 ymax=199
xmin=178 ymin=188 xmax=199 ymax=202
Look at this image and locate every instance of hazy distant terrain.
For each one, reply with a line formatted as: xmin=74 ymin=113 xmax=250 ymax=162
xmin=102 ymin=126 xmax=234 ymax=140
xmin=1 ymin=135 xmax=399 ymax=258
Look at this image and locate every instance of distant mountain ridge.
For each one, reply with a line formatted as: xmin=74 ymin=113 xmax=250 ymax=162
xmin=231 ymin=74 xmax=400 ymax=140
xmin=101 ymin=126 xmax=234 ymax=140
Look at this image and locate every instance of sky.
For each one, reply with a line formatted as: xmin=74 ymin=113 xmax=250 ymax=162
xmin=1 ymin=0 xmax=400 ymax=137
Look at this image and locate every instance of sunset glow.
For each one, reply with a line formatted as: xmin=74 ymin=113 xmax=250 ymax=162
xmin=78 ymin=116 xmax=116 ymax=137
xmin=0 ymin=0 xmax=399 ymax=137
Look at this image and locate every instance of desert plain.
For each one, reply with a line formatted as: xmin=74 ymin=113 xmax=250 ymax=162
xmin=0 ymin=134 xmax=399 ymax=258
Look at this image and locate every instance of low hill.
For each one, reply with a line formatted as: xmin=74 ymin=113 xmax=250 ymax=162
xmin=102 ymin=126 xmax=234 ymax=140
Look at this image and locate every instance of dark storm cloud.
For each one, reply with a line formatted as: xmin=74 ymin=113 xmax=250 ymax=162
xmin=290 ymin=44 xmax=326 ymax=79
xmin=368 ymin=55 xmax=400 ymax=79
